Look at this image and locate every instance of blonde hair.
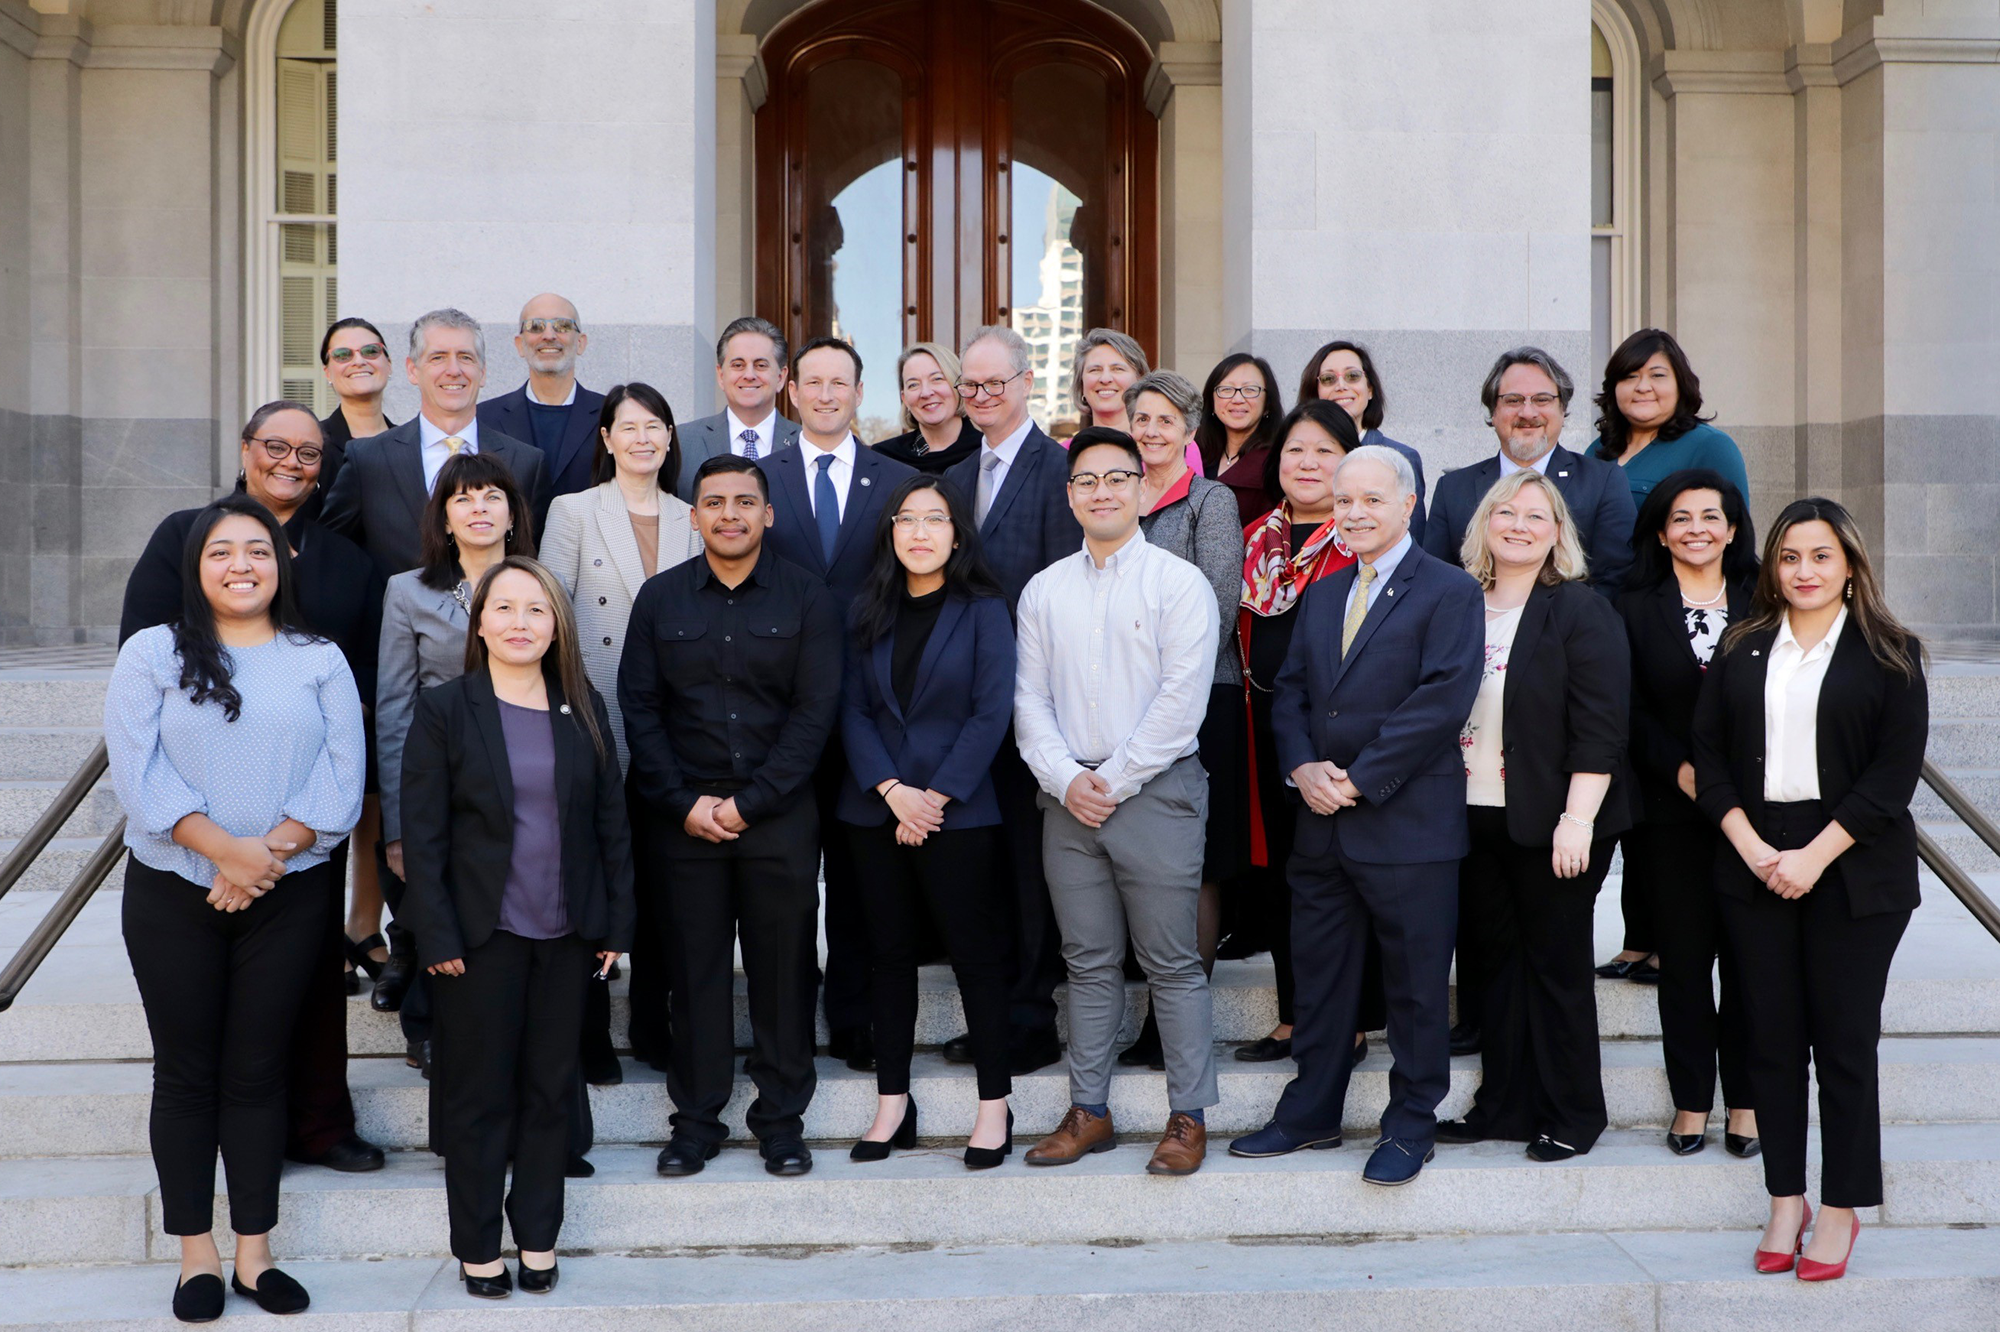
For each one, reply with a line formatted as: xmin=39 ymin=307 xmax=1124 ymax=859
xmin=1459 ymin=470 xmax=1590 ymax=589
xmin=895 ymin=342 xmax=965 ymax=433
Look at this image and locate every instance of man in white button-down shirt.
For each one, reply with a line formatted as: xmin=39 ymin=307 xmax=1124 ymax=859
xmin=1013 ymin=427 xmax=1221 ymax=1176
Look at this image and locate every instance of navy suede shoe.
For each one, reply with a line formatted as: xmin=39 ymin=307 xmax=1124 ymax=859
xmin=1227 ymin=1121 xmax=1342 ymax=1158
xmin=1362 ymin=1135 xmax=1435 ymax=1186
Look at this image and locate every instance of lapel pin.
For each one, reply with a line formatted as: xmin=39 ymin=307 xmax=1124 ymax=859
xmin=1385 ymin=588 xmax=1395 ymax=597
xmin=861 ymin=476 xmax=872 ymax=487
xmin=1557 ymin=470 xmax=1569 ymax=478
xmin=1752 ymin=649 xmax=1761 ymax=657
xmin=560 ymin=703 xmax=572 ymax=715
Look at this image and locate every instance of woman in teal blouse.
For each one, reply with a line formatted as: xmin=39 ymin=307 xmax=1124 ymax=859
xmin=1592 ymin=328 xmax=1751 ymax=508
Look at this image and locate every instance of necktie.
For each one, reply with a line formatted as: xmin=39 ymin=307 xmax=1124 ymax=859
xmin=1341 ymin=563 xmax=1378 ymax=658
xmin=976 ymin=448 xmax=1004 ymax=524
xmin=442 ymin=436 xmax=465 ymax=455
xmin=814 ymin=453 xmax=841 ymax=563
xmin=740 ymin=428 xmax=760 ymax=461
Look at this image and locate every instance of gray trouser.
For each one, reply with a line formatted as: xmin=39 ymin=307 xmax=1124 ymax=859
xmin=1038 ymin=755 xmax=1217 ymax=1112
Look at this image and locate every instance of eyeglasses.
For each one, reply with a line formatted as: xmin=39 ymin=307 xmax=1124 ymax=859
xmin=1495 ymin=393 xmax=1563 ymax=412
xmin=522 ymin=318 xmax=580 ymax=336
xmin=1214 ymin=384 xmax=1266 ymax=401
xmin=956 ymin=369 xmax=1028 ymax=399
xmin=327 ymin=344 xmax=387 ymax=364
xmin=1067 ymin=469 xmax=1141 ymax=495
xmin=891 ymin=514 xmax=954 ymax=534
xmin=1317 ymin=370 xmax=1366 ymax=390
xmin=248 ymin=437 xmax=323 ymax=466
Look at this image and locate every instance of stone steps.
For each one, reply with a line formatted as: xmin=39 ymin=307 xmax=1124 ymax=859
xmin=3 ymin=1228 xmax=1999 ymax=1331
xmin=0 ymin=727 xmax=103 ymax=782
xmin=0 ymin=779 xmax=120 ymax=839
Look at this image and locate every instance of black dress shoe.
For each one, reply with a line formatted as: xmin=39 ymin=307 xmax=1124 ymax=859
xmin=964 ymin=1108 xmax=1014 ymax=1170
xmin=516 ymin=1259 xmax=560 ymax=1294
xmin=942 ymin=1033 xmax=973 ymax=1064
xmin=1346 ymin=1034 xmax=1369 ymax=1071
xmin=582 ymin=1049 xmax=624 ymax=1086
xmin=1725 ymin=1132 xmax=1762 ymax=1159
xmin=1594 ymin=957 xmax=1643 ymax=980
xmin=290 ymin=1133 xmax=385 ymax=1173
xmin=565 ymin=1154 xmax=596 ymax=1178
xmin=371 ymin=955 xmax=415 ymax=1012
xmin=1117 ymin=1010 xmax=1165 ymax=1070
xmin=1234 ymin=1035 xmax=1293 ymax=1062
xmin=1435 ymin=1118 xmax=1485 ymax=1144
xmin=1448 ymin=1023 xmax=1481 ymax=1057
xmin=1526 ymin=1134 xmax=1580 ymax=1162
xmin=231 ymin=1266 xmax=310 ymax=1314
xmin=405 ymin=1038 xmax=433 ymax=1080
xmin=1009 ymin=1027 xmax=1063 ymax=1076
xmin=343 ymin=967 xmax=362 ymax=996
xmin=1666 ymin=1131 xmax=1707 ymax=1156
xmin=657 ymin=1137 xmax=720 ymax=1176
xmin=850 ymin=1096 xmax=918 ymax=1162
xmin=763 ymin=1141 xmax=814 ymax=1176
xmin=828 ymin=1028 xmax=876 ymax=1072
xmin=459 ymin=1264 xmax=512 ymax=1299
xmin=172 ymin=1272 xmax=225 ymax=1323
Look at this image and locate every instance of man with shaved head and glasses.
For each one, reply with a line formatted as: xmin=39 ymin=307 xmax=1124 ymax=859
xmin=479 ymin=293 xmax=606 ymax=525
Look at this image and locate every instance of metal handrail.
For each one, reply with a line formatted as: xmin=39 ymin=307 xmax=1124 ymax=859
xmin=0 ymin=739 xmax=107 ymax=904
xmin=0 ymin=821 xmax=125 ymax=1013
xmin=1919 ymin=761 xmax=2000 ymax=943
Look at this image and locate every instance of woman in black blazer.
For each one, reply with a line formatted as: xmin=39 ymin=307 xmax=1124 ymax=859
xmin=839 ymin=474 xmax=1018 ymax=1168
xmin=1436 ymin=470 xmax=1632 ymax=1161
xmin=401 ymin=556 xmax=635 ymax=1299
xmin=1692 ymin=497 xmax=1926 ymax=1282
xmin=1617 ymin=470 xmax=1761 ymax=1159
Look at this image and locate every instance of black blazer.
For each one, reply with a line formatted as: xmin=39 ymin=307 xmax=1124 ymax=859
xmin=1617 ymin=574 xmax=1756 ymax=825
xmin=1422 ymin=445 xmax=1638 ymax=598
xmin=1492 ymin=580 xmax=1634 ymax=846
xmin=875 ymin=419 xmax=982 ymax=475
xmin=319 ymin=417 xmax=547 ymax=575
xmin=1692 ymin=619 xmax=1928 ymax=917
xmin=762 ymin=441 xmax=918 ymax=611
xmin=478 ymin=382 xmax=607 ymax=524
xmin=398 ymin=669 xmax=636 ymax=967
xmin=943 ymin=425 xmax=1082 ymax=609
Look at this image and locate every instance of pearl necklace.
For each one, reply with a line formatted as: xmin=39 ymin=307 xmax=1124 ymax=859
xmin=1679 ymin=583 xmax=1726 ymax=608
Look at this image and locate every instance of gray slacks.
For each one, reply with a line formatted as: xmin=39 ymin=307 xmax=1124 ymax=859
xmin=1038 ymin=755 xmax=1217 ymax=1112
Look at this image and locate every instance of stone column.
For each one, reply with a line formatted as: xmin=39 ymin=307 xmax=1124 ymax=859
xmin=1153 ymin=41 xmax=1223 ymax=378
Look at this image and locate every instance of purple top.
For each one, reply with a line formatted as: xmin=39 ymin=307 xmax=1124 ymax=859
xmin=496 ymin=699 xmax=568 ymax=940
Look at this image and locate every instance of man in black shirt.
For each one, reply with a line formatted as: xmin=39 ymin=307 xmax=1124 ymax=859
xmin=619 ymin=453 xmax=842 ymax=1178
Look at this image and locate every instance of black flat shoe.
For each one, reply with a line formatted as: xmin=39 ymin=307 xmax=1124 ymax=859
xmin=516 ymin=1259 xmax=559 ymax=1294
xmin=657 ymin=1137 xmax=720 ymax=1177
xmin=764 ymin=1141 xmax=814 ymax=1176
xmin=565 ymin=1154 xmax=596 ymax=1178
xmin=1448 ymin=1023 xmax=1481 ymax=1057
xmin=371 ymin=954 xmax=415 ymax=1012
xmin=1628 ymin=960 xmax=1662 ymax=985
xmin=850 ymin=1097 xmax=918 ymax=1162
xmin=964 ymin=1108 xmax=1014 ymax=1170
xmin=1594 ymin=957 xmax=1643 ymax=980
xmin=1726 ymin=1132 xmax=1762 ymax=1159
xmin=172 ymin=1272 xmax=224 ymax=1323
xmin=942 ymin=1033 xmax=973 ymax=1064
xmin=231 ymin=1267 xmax=310 ymax=1315
xmin=1435 ymin=1119 xmax=1485 ymax=1144
xmin=459 ymin=1264 xmax=512 ymax=1299
xmin=1666 ymin=1131 xmax=1707 ymax=1156
xmin=1526 ymin=1134 xmax=1580 ymax=1162
xmin=289 ymin=1132 xmax=385 ymax=1173
xmin=1234 ymin=1035 xmax=1293 ymax=1062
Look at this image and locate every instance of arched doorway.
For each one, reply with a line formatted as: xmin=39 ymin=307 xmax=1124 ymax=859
xmin=755 ymin=0 xmax=1159 ymax=432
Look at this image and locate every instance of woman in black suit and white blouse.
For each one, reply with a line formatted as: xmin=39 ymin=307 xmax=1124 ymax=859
xmin=1693 ymin=497 xmax=1926 ymax=1282
xmin=1617 ymin=469 xmax=1760 ymax=1159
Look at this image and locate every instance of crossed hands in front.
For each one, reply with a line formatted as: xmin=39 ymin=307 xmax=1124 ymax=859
xmin=1291 ymin=761 xmax=1362 ymax=817
xmin=206 ymin=819 xmax=313 ymax=913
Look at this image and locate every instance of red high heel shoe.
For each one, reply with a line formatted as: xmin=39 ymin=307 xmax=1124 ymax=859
xmin=1797 ymin=1212 xmax=1858 ymax=1282
xmin=1754 ymin=1199 xmax=1811 ymax=1273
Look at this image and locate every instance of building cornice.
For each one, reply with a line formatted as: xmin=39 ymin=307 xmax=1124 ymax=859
xmin=1144 ymin=39 xmax=1220 ymax=117
xmin=718 ymin=32 xmax=767 ymax=112
xmin=1649 ymin=49 xmax=1790 ymax=97
xmin=1785 ymin=44 xmax=1837 ymax=93
xmin=82 ymin=24 xmax=236 ymax=75
xmin=1833 ymin=18 xmax=2000 ymax=85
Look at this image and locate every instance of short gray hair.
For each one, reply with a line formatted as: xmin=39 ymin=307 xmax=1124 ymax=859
xmin=410 ymin=307 xmax=485 ymax=363
xmin=1070 ymin=327 xmax=1150 ymax=417
xmin=1334 ymin=443 xmax=1417 ymax=500
xmin=1122 ymin=370 xmax=1202 ymax=435
xmin=961 ymin=324 xmax=1030 ymax=375
xmin=716 ymin=316 xmax=789 ymax=369
xmin=1479 ymin=345 xmax=1575 ymax=420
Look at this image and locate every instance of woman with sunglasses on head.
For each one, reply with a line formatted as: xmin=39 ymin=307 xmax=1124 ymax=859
xmin=1299 ymin=339 xmax=1428 ymax=543
xmin=312 ymin=317 xmax=398 ymax=520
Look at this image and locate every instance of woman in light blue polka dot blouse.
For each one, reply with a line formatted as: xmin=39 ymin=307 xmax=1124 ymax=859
xmin=103 ymin=492 xmax=364 ymax=1322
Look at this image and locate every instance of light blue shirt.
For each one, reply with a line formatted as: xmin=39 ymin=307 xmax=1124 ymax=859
xmin=1342 ymin=531 xmax=1414 ymax=623
xmin=105 ymin=626 xmax=365 ymax=886
xmin=418 ymin=413 xmax=483 ymax=493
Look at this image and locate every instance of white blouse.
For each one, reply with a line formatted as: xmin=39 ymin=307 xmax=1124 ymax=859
xmin=1763 ymin=605 xmax=1848 ymax=802
xmin=1462 ymin=603 xmax=1523 ymax=809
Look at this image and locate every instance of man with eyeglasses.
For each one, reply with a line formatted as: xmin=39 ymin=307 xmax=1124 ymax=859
xmin=478 ymin=293 xmax=605 ymax=525
xmin=1422 ymin=346 xmax=1635 ymax=604
xmin=943 ymin=325 xmax=1083 ymax=1075
xmin=1015 ymin=427 xmax=1221 ymax=1176
xmin=676 ymin=317 xmax=803 ymax=499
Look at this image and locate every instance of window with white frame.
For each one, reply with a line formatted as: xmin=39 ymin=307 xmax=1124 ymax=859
xmin=1590 ymin=7 xmax=1642 ymax=379
xmin=272 ymin=0 xmax=338 ymax=414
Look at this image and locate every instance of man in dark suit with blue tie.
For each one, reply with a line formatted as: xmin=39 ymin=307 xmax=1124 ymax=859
xmin=1229 ymin=444 xmax=1483 ymax=1186
xmin=1422 ymin=346 xmax=1637 ymax=598
xmin=943 ymin=325 xmax=1083 ymax=1074
xmin=674 ymin=317 xmax=803 ymax=499
xmin=477 ymin=293 xmax=605 ymax=527
xmin=762 ymin=337 xmax=917 ymax=1070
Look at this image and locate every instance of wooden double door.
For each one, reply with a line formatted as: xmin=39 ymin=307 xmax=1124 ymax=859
xmin=755 ymin=0 xmax=1158 ymax=431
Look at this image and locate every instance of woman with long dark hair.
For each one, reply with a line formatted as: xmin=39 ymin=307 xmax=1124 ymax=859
xmin=1693 ymin=498 xmax=1926 ymax=1282
xmin=1591 ymin=329 xmax=1749 ymax=510
xmin=838 ymin=473 xmax=1018 ymax=1168
xmin=105 ymin=492 xmax=365 ymax=1321
xmin=1297 ymin=339 xmax=1428 ymax=541
xmin=1194 ymin=353 xmax=1286 ymax=525
xmin=401 ymin=556 xmax=635 ymax=1299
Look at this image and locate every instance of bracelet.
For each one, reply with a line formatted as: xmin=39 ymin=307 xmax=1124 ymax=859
xmin=882 ymin=780 xmax=902 ymax=799
xmin=1558 ymin=812 xmax=1595 ymax=831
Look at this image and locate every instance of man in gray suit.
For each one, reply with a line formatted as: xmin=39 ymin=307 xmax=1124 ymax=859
xmin=321 ymin=306 xmax=546 ymax=575
xmin=673 ymin=316 xmax=802 ymax=501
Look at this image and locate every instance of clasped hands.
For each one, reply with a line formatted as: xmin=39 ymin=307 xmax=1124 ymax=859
xmin=683 ymin=794 xmax=750 ymax=843
xmin=207 ymin=821 xmax=311 ymax=913
xmin=1292 ymin=761 xmax=1361 ymax=817
xmin=1739 ymin=835 xmax=1827 ymax=899
xmin=882 ymin=781 xmax=950 ymax=845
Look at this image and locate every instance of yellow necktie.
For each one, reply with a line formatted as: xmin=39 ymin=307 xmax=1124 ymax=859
xmin=1341 ymin=562 xmax=1378 ymax=657
xmin=443 ymin=436 xmax=465 ymax=455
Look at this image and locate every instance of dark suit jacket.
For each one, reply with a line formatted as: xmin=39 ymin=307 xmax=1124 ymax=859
xmin=318 ymin=417 xmax=546 ymax=575
xmin=838 ymin=593 xmax=1015 ymax=829
xmin=398 ymin=669 xmax=635 ymax=967
xmin=1421 ymin=445 xmax=1638 ymax=598
xmin=762 ymin=441 xmax=918 ymax=611
xmin=1692 ymin=620 xmax=1928 ymax=917
xmin=478 ymin=381 xmax=606 ymax=522
xmin=673 ymin=409 xmax=802 ymax=502
xmin=944 ymin=425 xmax=1083 ymax=608
xmin=306 ymin=406 xmax=391 ymax=526
xmin=1492 ymin=580 xmax=1634 ymax=846
xmin=1272 ymin=541 xmax=1485 ymax=864
xmin=1364 ymin=429 xmax=1429 ymax=546
xmin=1617 ymin=574 xmax=1757 ymax=825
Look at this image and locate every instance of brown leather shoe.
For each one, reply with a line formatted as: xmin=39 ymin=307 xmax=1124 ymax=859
xmin=1146 ymin=1112 xmax=1207 ymax=1176
xmin=1024 ymin=1105 xmax=1116 ymax=1165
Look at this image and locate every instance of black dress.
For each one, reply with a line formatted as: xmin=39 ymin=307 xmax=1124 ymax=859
xmin=874 ymin=419 xmax=982 ymax=476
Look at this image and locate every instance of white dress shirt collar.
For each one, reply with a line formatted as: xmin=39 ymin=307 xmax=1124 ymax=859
xmin=1774 ymin=604 xmax=1848 ymax=661
xmin=801 ymin=433 xmax=858 ymax=519
xmin=524 ymin=377 xmax=579 ymax=407
xmin=1764 ymin=604 xmax=1848 ymax=802
xmin=1343 ymin=530 xmax=1413 ymax=619
xmin=1084 ymin=525 xmax=1147 ymax=574
xmin=418 ymin=414 xmax=481 ymax=492
xmin=1499 ymin=446 xmax=1555 ymax=476
xmin=983 ymin=414 xmax=1035 ymax=466
xmin=726 ymin=407 xmax=780 ymax=453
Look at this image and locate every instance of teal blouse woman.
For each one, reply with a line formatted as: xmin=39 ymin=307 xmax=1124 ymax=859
xmin=1591 ymin=329 xmax=1750 ymax=508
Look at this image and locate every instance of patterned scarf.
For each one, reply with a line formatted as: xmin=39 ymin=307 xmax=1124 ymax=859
xmin=1240 ymin=503 xmax=1352 ymax=618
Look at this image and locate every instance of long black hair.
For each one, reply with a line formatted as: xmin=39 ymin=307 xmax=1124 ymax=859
xmin=1627 ymin=468 xmax=1758 ymax=591
xmin=173 ymin=493 xmax=312 ymax=722
xmin=1593 ymin=327 xmax=1712 ymax=461
xmin=1193 ymin=353 xmax=1285 ymax=475
xmin=1297 ymin=339 xmax=1387 ymax=431
xmin=417 ymin=452 xmax=537 ymax=591
xmin=592 ymin=381 xmax=680 ymax=493
xmin=849 ymin=474 xmax=1005 ymax=646
xmin=1262 ymin=397 xmax=1361 ymax=503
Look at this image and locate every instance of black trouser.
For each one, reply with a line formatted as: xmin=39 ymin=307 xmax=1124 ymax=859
xmin=376 ymin=839 xmax=431 ymax=1043
xmin=1718 ymin=800 xmax=1909 ymax=1207
xmin=661 ymin=795 xmax=820 ymax=1147
xmin=122 ymin=857 xmax=330 ymax=1236
xmin=1461 ymin=807 xmax=1613 ymax=1150
xmin=431 ymin=928 xmax=590 ymax=1263
xmin=623 ymin=771 xmax=670 ymax=1067
xmin=285 ymin=838 xmax=359 ymax=1159
xmin=848 ymin=820 xmax=1014 ymax=1101
xmin=991 ymin=741 xmax=1065 ymax=1036
xmin=1617 ymin=829 xmax=1654 ymax=956
xmin=1626 ymin=819 xmax=1753 ymax=1114
xmin=813 ymin=741 xmax=871 ymax=1039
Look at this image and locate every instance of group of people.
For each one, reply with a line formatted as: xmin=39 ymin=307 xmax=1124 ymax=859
xmin=101 ymin=297 xmax=1927 ymax=1319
